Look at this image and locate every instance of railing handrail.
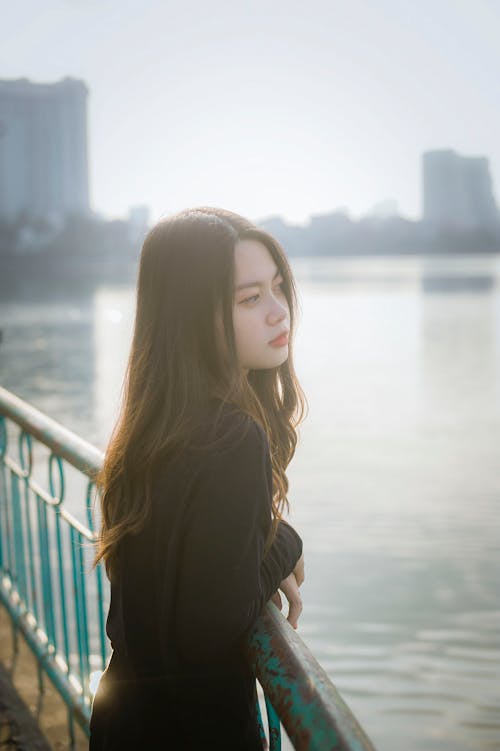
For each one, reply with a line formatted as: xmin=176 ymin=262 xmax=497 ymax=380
xmin=0 ymin=385 xmax=102 ymax=478
xmin=0 ymin=386 xmax=376 ymax=750
xmin=246 ymin=603 xmax=376 ymax=750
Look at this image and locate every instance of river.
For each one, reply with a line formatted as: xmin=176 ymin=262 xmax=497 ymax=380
xmin=0 ymin=252 xmax=499 ymax=751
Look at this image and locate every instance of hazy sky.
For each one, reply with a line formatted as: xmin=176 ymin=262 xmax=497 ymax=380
xmin=2 ymin=0 xmax=499 ymax=225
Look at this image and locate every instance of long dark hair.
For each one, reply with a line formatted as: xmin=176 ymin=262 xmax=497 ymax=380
xmin=92 ymin=207 xmax=308 ymax=578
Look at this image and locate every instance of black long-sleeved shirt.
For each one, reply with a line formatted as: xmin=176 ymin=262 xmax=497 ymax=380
xmin=89 ymin=400 xmax=303 ymax=750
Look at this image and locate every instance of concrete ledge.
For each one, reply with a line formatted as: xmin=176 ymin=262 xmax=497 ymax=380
xmin=0 ymin=661 xmax=51 ymax=751
xmin=0 ymin=606 xmax=89 ymax=750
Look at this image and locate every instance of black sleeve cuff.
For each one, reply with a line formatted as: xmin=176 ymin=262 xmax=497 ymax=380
xmin=259 ymin=520 xmax=303 ymax=603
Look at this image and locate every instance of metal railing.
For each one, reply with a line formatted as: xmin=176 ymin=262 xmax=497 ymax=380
xmin=0 ymin=386 xmax=106 ymax=747
xmin=0 ymin=385 xmax=376 ymax=750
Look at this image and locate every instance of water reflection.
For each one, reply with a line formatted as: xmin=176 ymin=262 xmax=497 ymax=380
xmin=92 ymin=287 xmax=136 ymax=448
xmin=421 ymin=275 xmax=495 ymax=293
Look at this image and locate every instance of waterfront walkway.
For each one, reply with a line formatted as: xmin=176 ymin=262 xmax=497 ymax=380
xmin=0 ymin=660 xmax=50 ymax=750
xmin=0 ymin=605 xmax=87 ymax=750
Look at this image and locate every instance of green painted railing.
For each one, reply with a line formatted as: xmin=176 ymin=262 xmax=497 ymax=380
xmin=0 ymin=385 xmax=376 ymax=751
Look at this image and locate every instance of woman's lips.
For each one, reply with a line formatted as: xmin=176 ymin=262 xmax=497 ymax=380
xmin=269 ymin=331 xmax=289 ymax=347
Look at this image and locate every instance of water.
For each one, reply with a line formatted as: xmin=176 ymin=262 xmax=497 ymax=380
xmin=1 ymin=253 xmax=499 ymax=750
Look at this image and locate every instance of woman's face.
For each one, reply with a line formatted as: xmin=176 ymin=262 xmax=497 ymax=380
xmin=230 ymin=239 xmax=290 ymax=372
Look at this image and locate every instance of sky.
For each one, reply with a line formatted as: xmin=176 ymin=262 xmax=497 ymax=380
xmin=2 ymin=0 xmax=499 ymax=226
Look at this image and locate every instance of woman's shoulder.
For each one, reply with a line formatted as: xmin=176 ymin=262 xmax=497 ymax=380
xmin=188 ymin=398 xmax=268 ymax=458
xmin=185 ymin=400 xmax=272 ymax=503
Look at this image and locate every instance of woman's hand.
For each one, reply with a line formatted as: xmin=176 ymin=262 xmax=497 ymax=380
xmin=293 ymin=552 xmax=305 ymax=586
xmin=270 ymin=553 xmax=305 ymax=629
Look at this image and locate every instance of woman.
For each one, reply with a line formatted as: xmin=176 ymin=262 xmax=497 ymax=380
xmin=89 ymin=206 xmax=307 ymax=750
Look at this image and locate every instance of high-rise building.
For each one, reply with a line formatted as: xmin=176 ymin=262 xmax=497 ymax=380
xmin=422 ymin=149 xmax=499 ymax=230
xmin=0 ymin=76 xmax=90 ymax=222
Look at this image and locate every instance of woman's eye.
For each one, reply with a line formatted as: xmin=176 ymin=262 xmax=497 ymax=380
xmin=240 ymin=282 xmax=284 ymax=304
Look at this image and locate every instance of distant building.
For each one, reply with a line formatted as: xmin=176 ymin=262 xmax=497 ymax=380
xmin=422 ymin=149 xmax=499 ymax=230
xmin=369 ymin=199 xmax=399 ymax=219
xmin=308 ymin=207 xmax=351 ymax=231
xmin=0 ymin=77 xmax=90 ymax=222
xmin=127 ymin=205 xmax=151 ymax=245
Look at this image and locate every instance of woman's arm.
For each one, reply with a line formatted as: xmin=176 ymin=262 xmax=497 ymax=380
xmin=174 ymin=418 xmax=302 ymax=665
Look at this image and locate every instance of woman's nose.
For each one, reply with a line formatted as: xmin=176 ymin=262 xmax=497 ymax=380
xmin=267 ymin=298 xmax=288 ymax=324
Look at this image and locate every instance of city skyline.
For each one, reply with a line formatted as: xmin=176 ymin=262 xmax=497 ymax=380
xmin=1 ymin=74 xmax=497 ymax=233
xmin=2 ymin=0 xmax=499 ymax=226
